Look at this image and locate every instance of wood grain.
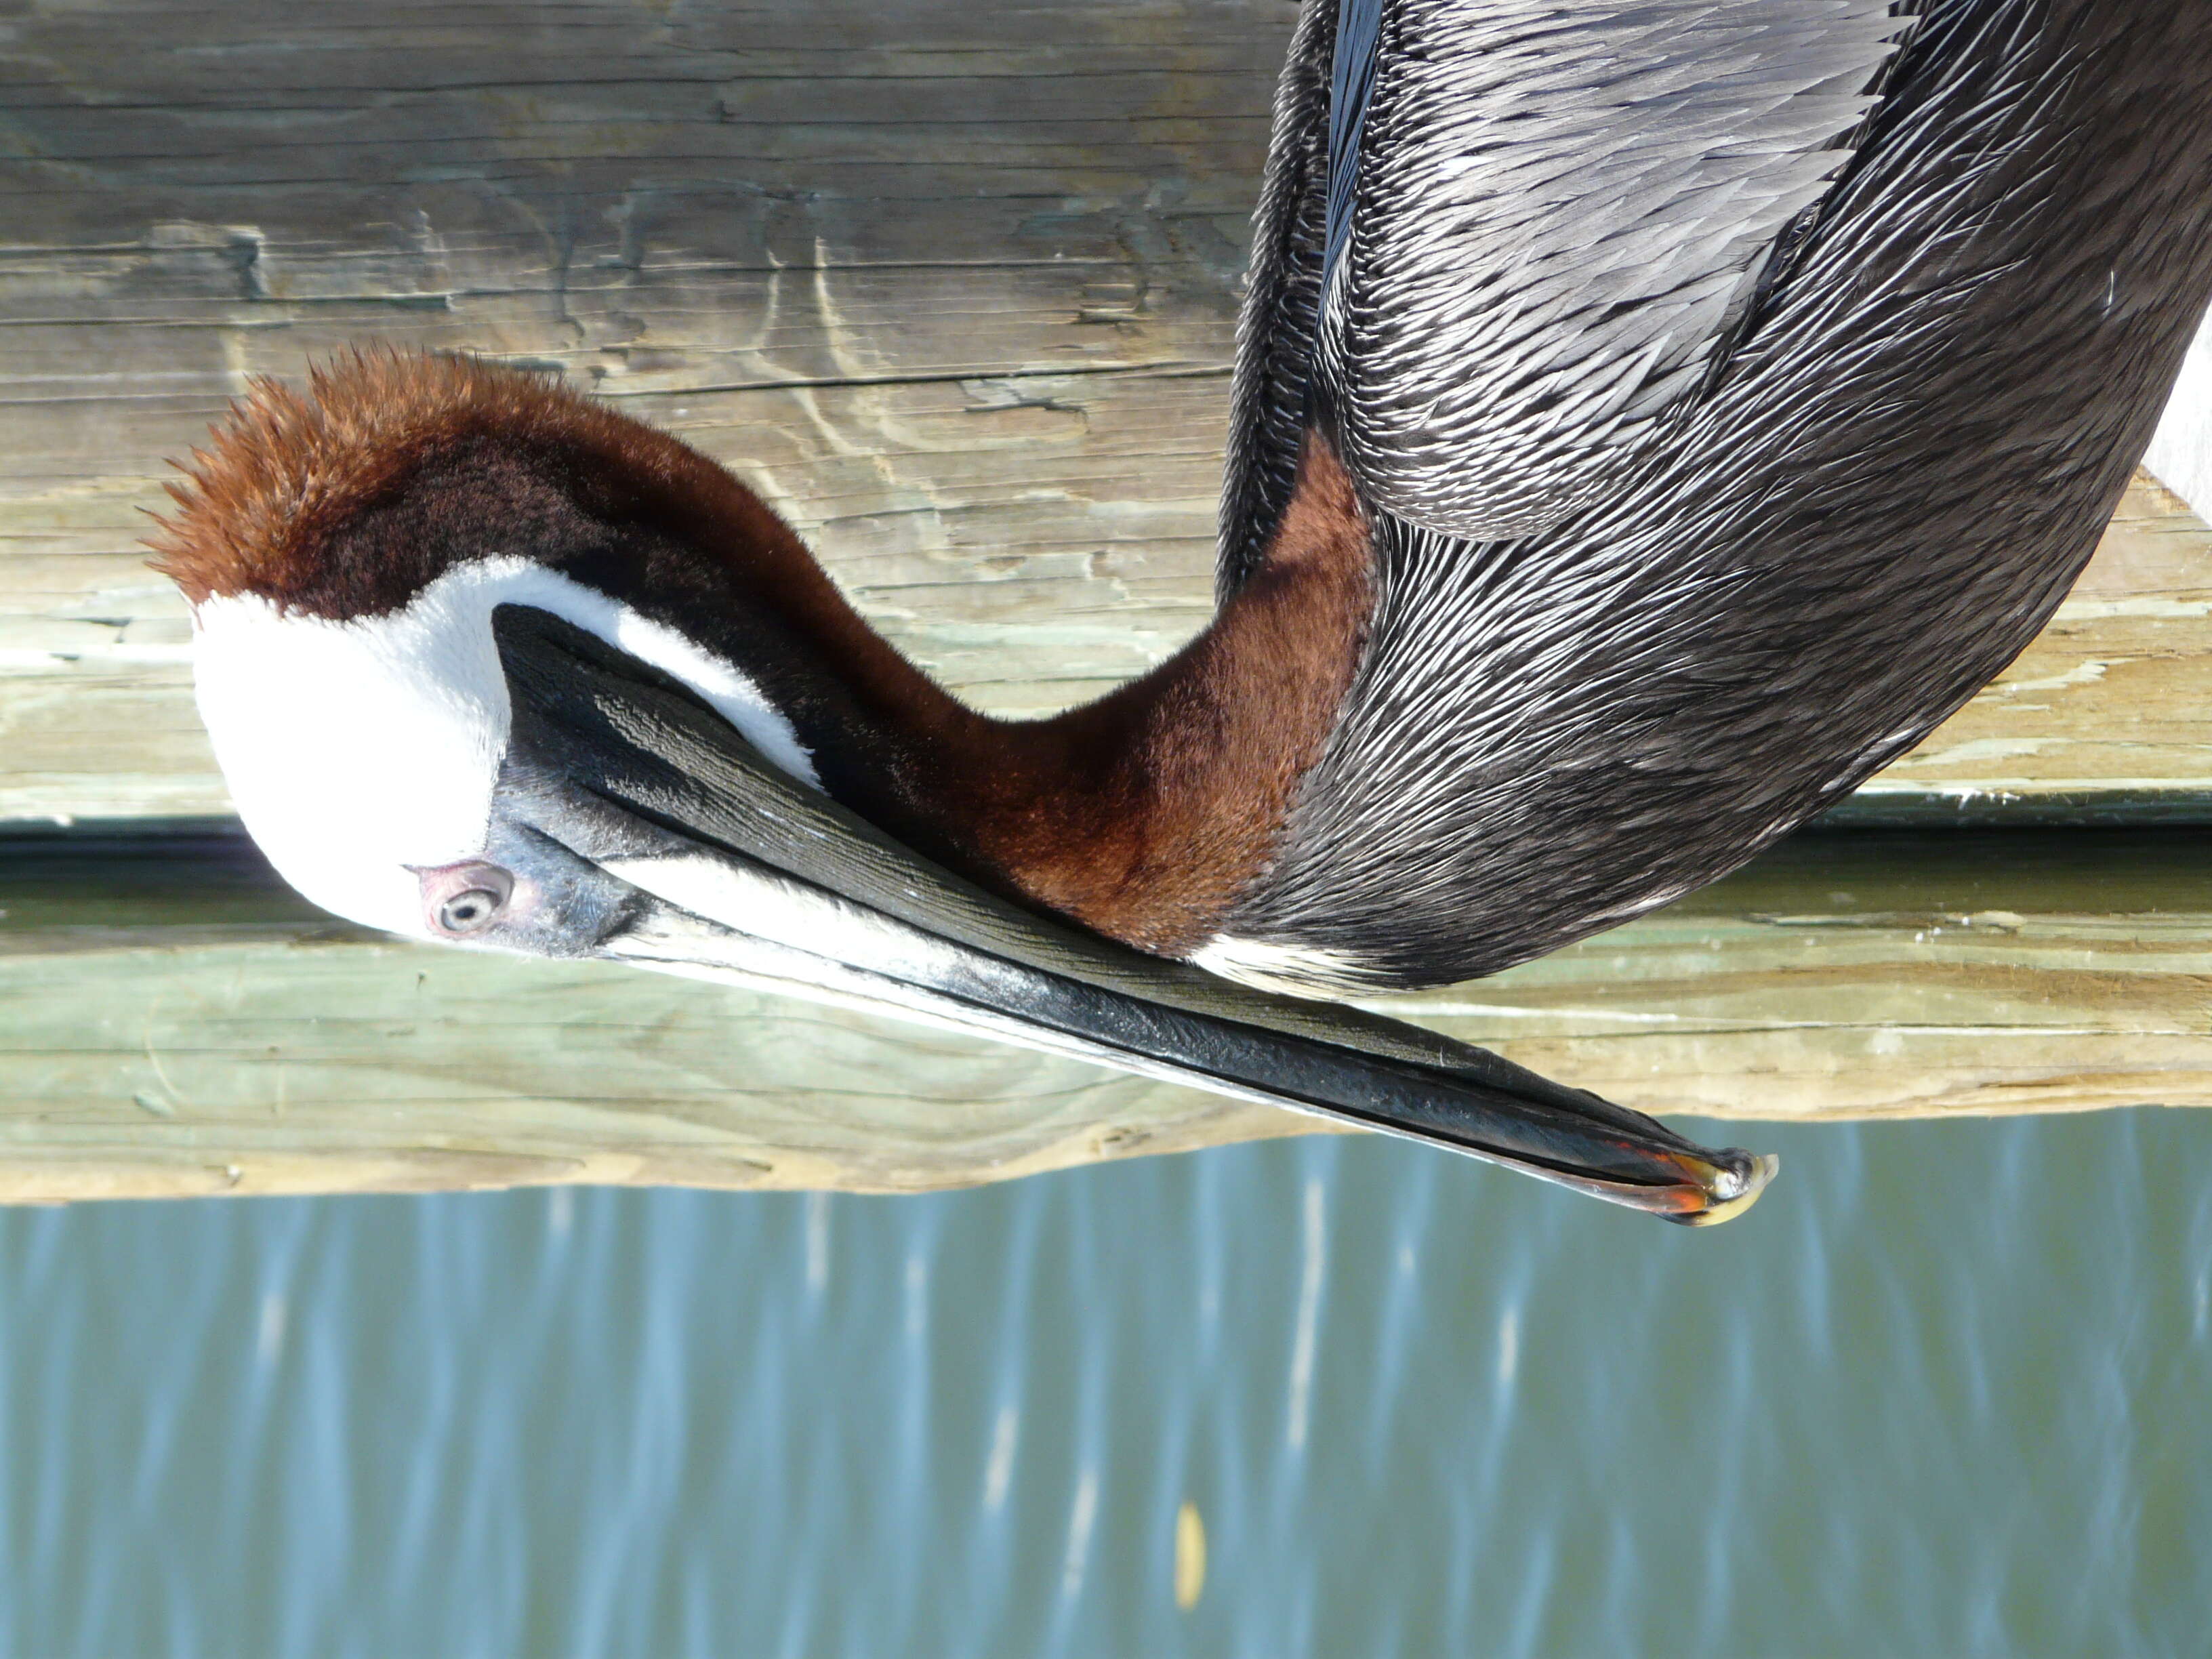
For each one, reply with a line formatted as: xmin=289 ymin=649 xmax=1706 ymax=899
xmin=0 ymin=0 xmax=2209 ymax=826
xmin=0 ymin=831 xmax=2205 ymax=1203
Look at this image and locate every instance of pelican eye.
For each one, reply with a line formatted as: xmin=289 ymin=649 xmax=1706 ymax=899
xmin=440 ymin=889 xmax=503 ymax=932
xmin=425 ymin=863 xmax=515 ymax=936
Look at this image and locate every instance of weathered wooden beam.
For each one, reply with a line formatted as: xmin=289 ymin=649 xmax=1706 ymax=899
xmin=1 ymin=0 xmax=2211 ymax=828
xmin=1 ymin=830 xmax=2205 ymax=1204
xmin=4 ymin=2 xmax=2211 ymax=1201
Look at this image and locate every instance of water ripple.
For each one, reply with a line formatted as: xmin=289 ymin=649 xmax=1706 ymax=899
xmin=1 ymin=1110 xmax=2209 ymax=1654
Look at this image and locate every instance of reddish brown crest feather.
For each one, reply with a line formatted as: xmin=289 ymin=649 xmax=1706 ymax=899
xmin=155 ymin=350 xmax=611 ymax=607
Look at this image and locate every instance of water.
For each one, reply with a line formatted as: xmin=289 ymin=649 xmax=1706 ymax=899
xmin=1 ymin=1111 xmax=2208 ymax=1656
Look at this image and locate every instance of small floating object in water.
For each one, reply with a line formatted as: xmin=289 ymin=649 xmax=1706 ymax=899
xmin=1175 ymin=1501 xmax=1206 ymax=1611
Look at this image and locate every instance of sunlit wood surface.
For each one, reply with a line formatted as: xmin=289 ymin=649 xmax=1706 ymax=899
xmin=1 ymin=0 xmax=2209 ymax=827
xmin=1 ymin=1 xmax=2209 ymax=1200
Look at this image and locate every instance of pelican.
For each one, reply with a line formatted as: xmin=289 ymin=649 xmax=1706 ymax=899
xmin=152 ymin=0 xmax=2212 ymax=1224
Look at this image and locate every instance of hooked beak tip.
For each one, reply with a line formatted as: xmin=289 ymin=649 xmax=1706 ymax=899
xmin=1664 ymin=1149 xmax=1781 ymax=1228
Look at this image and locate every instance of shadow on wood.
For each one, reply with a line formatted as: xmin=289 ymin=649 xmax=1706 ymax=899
xmin=1 ymin=831 xmax=2207 ymax=1204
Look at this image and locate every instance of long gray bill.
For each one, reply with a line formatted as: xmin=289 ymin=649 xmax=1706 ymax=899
xmin=491 ymin=605 xmax=1778 ymax=1225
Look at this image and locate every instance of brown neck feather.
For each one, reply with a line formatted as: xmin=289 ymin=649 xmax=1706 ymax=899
xmin=893 ymin=433 xmax=1372 ymax=954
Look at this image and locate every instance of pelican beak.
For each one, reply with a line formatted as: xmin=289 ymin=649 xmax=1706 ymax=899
xmin=480 ymin=606 xmax=1777 ymax=1227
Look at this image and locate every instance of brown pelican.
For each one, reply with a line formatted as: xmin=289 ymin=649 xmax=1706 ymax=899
xmin=151 ymin=0 xmax=2212 ymax=1223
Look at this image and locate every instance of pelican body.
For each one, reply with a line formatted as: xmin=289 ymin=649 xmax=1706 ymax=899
xmin=155 ymin=0 xmax=2212 ymax=1223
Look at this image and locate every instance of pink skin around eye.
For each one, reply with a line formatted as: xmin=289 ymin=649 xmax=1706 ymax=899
xmin=410 ymin=859 xmax=530 ymax=938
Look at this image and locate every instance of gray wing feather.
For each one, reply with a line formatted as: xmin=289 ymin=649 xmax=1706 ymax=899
xmin=1319 ymin=0 xmax=1904 ymax=539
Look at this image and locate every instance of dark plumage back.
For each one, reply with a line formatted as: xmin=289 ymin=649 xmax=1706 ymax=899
xmin=1216 ymin=0 xmax=2212 ymax=991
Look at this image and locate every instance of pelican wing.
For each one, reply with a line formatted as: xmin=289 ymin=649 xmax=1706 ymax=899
xmin=1228 ymin=0 xmax=1904 ymax=550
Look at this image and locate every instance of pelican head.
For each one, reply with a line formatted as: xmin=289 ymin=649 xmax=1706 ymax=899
xmin=152 ymin=349 xmax=1774 ymax=1223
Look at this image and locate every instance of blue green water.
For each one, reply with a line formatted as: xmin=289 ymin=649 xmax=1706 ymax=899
xmin=3 ymin=1111 xmax=2208 ymax=1656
